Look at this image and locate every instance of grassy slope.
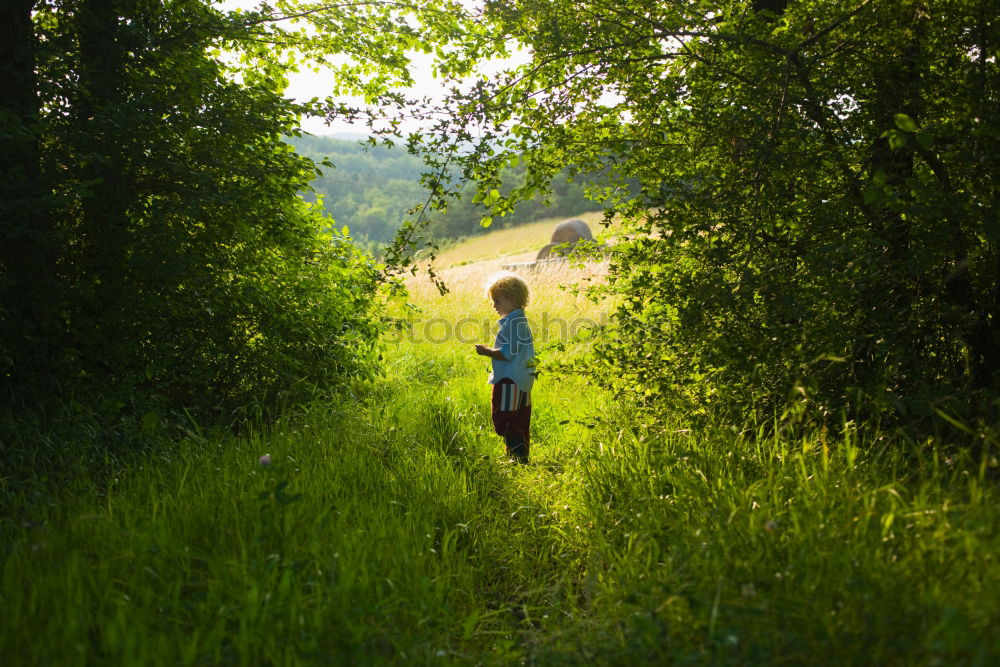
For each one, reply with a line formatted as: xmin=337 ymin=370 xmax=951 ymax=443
xmin=3 ymin=217 xmax=999 ymax=665
xmin=429 ymin=211 xmax=609 ymax=269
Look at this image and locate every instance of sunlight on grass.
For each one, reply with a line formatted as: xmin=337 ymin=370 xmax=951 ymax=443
xmin=429 ymin=211 xmax=610 ymax=269
xmin=3 ymin=219 xmax=998 ymax=665
xmin=401 ymin=214 xmax=613 ymax=376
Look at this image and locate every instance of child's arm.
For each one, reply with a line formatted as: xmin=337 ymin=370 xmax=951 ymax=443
xmin=475 ymin=344 xmax=508 ymax=360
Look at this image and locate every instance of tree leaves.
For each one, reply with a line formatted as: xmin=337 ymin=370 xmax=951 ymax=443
xmin=406 ymin=0 xmax=1000 ymax=431
xmin=894 ymin=113 xmax=919 ymax=133
xmin=3 ymin=0 xmax=490 ymax=419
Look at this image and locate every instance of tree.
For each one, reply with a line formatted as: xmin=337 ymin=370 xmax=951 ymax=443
xmin=1 ymin=0 xmax=472 ymax=420
xmin=0 ymin=0 xmax=61 ymax=386
xmin=424 ymin=0 xmax=999 ymax=428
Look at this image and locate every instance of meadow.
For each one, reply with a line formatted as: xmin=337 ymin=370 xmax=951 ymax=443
xmin=3 ymin=215 xmax=999 ymax=665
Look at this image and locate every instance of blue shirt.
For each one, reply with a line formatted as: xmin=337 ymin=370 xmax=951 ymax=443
xmin=489 ymin=308 xmax=535 ymax=393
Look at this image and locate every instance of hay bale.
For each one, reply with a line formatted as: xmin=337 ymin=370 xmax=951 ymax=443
xmin=550 ymin=218 xmax=593 ymax=244
xmin=530 ymin=219 xmax=596 ymax=264
xmin=536 ymin=242 xmax=557 ymax=260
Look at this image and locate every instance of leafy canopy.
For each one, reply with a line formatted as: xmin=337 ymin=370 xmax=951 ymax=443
xmin=403 ymin=0 xmax=1000 ymax=432
xmin=0 ymin=0 xmax=487 ymax=422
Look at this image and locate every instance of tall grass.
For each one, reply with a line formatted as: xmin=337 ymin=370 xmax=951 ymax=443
xmin=3 ymin=224 xmax=998 ymax=664
xmin=553 ymin=420 xmax=999 ymax=663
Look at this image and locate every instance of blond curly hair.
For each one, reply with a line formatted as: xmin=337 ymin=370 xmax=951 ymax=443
xmin=485 ymin=272 xmax=530 ymax=309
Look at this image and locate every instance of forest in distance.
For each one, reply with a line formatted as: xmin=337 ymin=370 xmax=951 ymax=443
xmin=2 ymin=0 xmax=999 ymax=663
xmin=290 ymin=134 xmax=605 ymax=252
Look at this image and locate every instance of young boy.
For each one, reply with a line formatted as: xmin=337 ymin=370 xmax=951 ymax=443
xmin=475 ymin=272 xmax=535 ymax=464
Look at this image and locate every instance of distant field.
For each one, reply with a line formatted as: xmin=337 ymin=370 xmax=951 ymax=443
xmin=403 ymin=211 xmax=612 ymax=357
xmin=428 ymin=210 xmax=611 ymax=269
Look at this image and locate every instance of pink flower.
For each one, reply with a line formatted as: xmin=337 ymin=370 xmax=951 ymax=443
xmin=259 ymin=454 xmax=272 ymax=467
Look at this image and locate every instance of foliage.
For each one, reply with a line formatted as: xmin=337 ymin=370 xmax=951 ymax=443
xmin=0 ymin=0 xmax=480 ymax=423
xmin=417 ymin=0 xmax=1000 ymax=433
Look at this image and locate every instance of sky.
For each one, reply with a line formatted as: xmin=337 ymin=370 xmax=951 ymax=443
xmin=216 ymin=0 xmax=519 ymax=136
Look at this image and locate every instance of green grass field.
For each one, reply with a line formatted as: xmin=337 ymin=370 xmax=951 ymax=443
xmin=3 ymin=216 xmax=999 ymax=665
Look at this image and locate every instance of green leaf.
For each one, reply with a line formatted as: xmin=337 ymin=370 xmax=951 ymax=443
xmin=886 ymin=129 xmax=907 ymax=150
xmin=894 ymin=113 xmax=918 ymax=132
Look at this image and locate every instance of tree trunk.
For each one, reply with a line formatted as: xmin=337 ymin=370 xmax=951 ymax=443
xmin=0 ymin=0 xmax=62 ymax=389
xmin=852 ymin=3 xmax=924 ymax=393
xmin=966 ymin=0 xmax=1000 ymax=391
xmin=75 ymin=0 xmax=134 ymax=376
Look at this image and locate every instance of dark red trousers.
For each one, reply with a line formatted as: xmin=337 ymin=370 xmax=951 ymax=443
xmin=491 ymin=378 xmax=531 ymax=462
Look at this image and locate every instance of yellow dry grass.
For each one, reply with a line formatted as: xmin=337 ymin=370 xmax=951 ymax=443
xmin=399 ymin=214 xmax=613 ymax=352
xmin=429 ymin=210 xmax=610 ymax=269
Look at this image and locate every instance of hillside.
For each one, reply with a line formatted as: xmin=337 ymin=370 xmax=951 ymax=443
xmin=426 ymin=211 xmax=608 ymax=267
xmin=289 ymin=135 xmax=605 ymax=250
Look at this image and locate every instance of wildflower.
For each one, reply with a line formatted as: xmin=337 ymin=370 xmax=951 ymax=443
xmin=259 ymin=454 xmax=272 ymax=467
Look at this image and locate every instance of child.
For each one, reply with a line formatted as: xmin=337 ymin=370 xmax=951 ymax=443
xmin=475 ymin=272 xmax=535 ymax=464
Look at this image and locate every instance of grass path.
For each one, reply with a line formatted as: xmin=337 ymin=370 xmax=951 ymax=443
xmin=2 ymin=239 xmax=617 ymax=665
xmin=3 ymin=342 xmax=612 ymax=665
xmin=3 ymin=223 xmax=999 ymax=664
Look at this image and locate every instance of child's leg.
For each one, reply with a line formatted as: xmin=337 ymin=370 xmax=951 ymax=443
xmin=504 ymin=434 xmax=529 ymax=463
xmin=504 ymin=398 xmax=531 ymax=463
xmin=491 ymin=379 xmax=531 ymax=463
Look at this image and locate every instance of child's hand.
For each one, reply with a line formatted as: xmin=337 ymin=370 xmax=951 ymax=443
xmin=474 ymin=344 xmax=489 ymax=356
